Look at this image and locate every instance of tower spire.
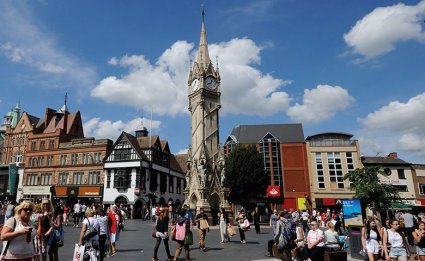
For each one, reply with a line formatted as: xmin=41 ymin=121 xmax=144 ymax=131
xmin=196 ymin=4 xmax=211 ymax=69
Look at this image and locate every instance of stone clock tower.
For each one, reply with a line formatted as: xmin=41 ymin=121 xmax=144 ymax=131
xmin=185 ymin=12 xmax=230 ymax=218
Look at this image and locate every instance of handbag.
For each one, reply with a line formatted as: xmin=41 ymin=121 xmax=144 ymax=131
xmin=199 ymin=219 xmax=209 ymax=230
xmin=151 ymin=227 xmax=157 ymax=238
xmin=227 ymin=226 xmax=236 ymax=236
xmin=72 ymin=244 xmax=85 ymax=261
xmin=171 ymin=225 xmax=176 ymax=241
xmin=184 ymin=230 xmax=193 ymax=245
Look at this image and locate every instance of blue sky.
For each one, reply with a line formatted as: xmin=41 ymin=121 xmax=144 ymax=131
xmin=0 ymin=0 xmax=425 ymax=163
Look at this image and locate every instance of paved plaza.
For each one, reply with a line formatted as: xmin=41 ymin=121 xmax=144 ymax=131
xmin=1 ymin=218 xmax=361 ymax=261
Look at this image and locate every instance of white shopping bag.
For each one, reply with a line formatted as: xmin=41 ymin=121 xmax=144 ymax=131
xmin=73 ymin=243 xmax=85 ymax=261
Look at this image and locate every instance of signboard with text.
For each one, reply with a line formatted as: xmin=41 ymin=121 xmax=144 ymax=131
xmin=342 ymin=199 xmax=363 ymax=227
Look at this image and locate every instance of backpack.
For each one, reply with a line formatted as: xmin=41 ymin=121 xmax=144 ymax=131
xmin=277 ymin=220 xmax=297 ymax=250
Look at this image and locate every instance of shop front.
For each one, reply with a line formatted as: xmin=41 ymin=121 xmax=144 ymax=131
xmin=54 ymin=186 xmax=103 ymax=207
xmin=22 ymin=186 xmax=51 ymax=202
xmin=314 ymin=198 xmax=343 ymax=212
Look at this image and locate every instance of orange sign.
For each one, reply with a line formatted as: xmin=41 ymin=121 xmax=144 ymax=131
xmin=79 ymin=187 xmax=101 ymax=196
xmin=266 ymin=185 xmax=281 ymax=198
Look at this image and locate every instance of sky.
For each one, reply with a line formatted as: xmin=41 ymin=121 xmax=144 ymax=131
xmin=0 ymin=0 xmax=425 ymax=163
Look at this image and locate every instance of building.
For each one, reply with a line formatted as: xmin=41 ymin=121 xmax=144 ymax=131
xmin=224 ymin=124 xmax=310 ymax=211
xmin=305 ymin=132 xmax=362 ymax=211
xmin=185 ymin=11 xmax=228 ymax=218
xmin=18 ymin=103 xmax=112 ymax=204
xmin=362 ymin=153 xmax=417 ymax=206
xmin=103 ymin=128 xmax=186 ymax=219
xmin=409 ymin=164 xmax=425 ymax=206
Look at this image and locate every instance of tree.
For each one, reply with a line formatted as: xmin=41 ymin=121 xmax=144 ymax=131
xmin=343 ymin=166 xmax=401 ymax=212
xmin=224 ymin=145 xmax=267 ymax=209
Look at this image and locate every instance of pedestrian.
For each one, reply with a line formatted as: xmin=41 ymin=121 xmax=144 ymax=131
xmin=383 ymin=219 xmax=410 ymax=261
xmin=195 ymin=207 xmax=209 ymax=251
xmin=400 ymin=210 xmax=416 ymax=246
xmin=73 ymin=199 xmax=82 ymax=228
xmin=40 ymin=199 xmax=53 ymax=261
xmin=270 ymin=209 xmax=280 ymax=235
xmin=96 ymin=208 xmax=109 ymax=261
xmin=78 ymin=208 xmax=99 ymax=259
xmin=172 ymin=205 xmax=192 ymax=261
xmin=47 ymin=206 xmax=63 ymax=261
xmin=325 ymin=222 xmax=340 ymax=249
xmin=236 ymin=209 xmax=248 ymax=244
xmin=413 ymin=221 xmax=425 ymax=261
xmin=303 ymin=221 xmax=325 ymax=261
xmin=4 ymin=201 xmax=17 ymax=223
xmin=274 ymin=211 xmax=293 ymax=261
xmin=333 ymin=212 xmax=342 ymax=235
xmin=252 ymin=207 xmax=261 ymax=234
xmin=31 ymin=203 xmax=43 ymax=261
xmin=108 ymin=205 xmax=121 ymax=256
xmin=361 ymin=220 xmax=381 ymax=261
xmin=62 ymin=204 xmax=69 ymax=227
xmin=152 ymin=208 xmax=174 ymax=261
xmin=301 ymin=210 xmax=310 ymax=233
xmin=0 ymin=200 xmax=36 ymax=261
xmin=218 ymin=208 xmax=230 ymax=243
xmin=81 ymin=202 xmax=87 ymax=219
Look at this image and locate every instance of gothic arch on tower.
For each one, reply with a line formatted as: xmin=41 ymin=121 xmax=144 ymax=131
xmin=189 ymin=193 xmax=198 ymax=211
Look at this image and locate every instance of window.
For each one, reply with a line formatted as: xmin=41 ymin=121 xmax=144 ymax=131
xmin=150 ymin=171 xmax=158 ymax=192
xmin=106 ymin=170 xmax=111 ymax=188
xmin=160 ymin=172 xmax=167 ymax=193
xmin=71 ymin=154 xmax=78 ymax=165
xmin=259 ymin=133 xmax=282 ymax=187
xmin=40 ymin=173 xmax=52 ymax=185
xmin=93 ymin=152 xmax=101 ymax=163
xmin=31 ymin=141 xmax=36 ymax=150
xmin=60 ymin=155 xmax=67 ymax=165
xmin=26 ymin=174 xmax=38 ymax=185
xmin=38 ymin=157 xmax=44 ymax=166
xmin=49 ymin=140 xmax=55 ymax=149
xmin=114 ymin=169 xmax=131 ymax=189
xmin=176 ymin=178 xmax=181 ymax=194
xmin=328 ymin=152 xmax=344 ymax=189
xmin=393 ymin=185 xmax=408 ymax=192
xmin=73 ymin=172 xmax=84 ymax=184
xmin=15 ymin=151 xmax=22 ymax=163
xmin=58 ymin=172 xmax=69 ymax=185
xmin=419 ymin=184 xmax=425 ymax=195
xmin=169 ymin=175 xmax=174 ymax=193
xmin=315 ymin=152 xmax=325 ymax=189
xmin=113 ymin=141 xmax=133 ymax=161
xmin=82 ymin=153 xmax=89 ymax=164
xmin=88 ymin=171 xmax=100 ymax=184
xmin=40 ymin=140 xmax=45 ymax=150
xmin=397 ymin=169 xmax=406 ymax=179
xmin=47 ymin=155 xmax=53 ymax=166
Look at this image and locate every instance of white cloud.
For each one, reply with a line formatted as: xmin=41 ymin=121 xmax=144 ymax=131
xmin=84 ymin=117 xmax=161 ymax=140
xmin=0 ymin=2 xmax=97 ymax=89
xmin=344 ymin=0 xmax=425 ymax=60
xmin=175 ymin=149 xmax=188 ymax=155
xmin=287 ymin=85 xmax=354 ymax=123
xmin=91 ymin=38 xmax=292 ymax=117
xmin=359 ymin=92 xmax=425 ymax=158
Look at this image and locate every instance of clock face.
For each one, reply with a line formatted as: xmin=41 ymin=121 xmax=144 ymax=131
xmin=205 ymin=76 xmax=217 ymax=90
xmin=191 ymin=79 xmax=199 ymax=91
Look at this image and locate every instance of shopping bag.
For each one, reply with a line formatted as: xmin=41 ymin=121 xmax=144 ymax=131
xmin=184 ymin=230 xmax=193 ymax=245
xmin=199 ymin=219 xmax=209 ymax=230
xmin=227 ymin=226 xmax=236 ymax=236
xmin=151 ymin=227 xmax=157 ymax=238
xmin=73 ymin=244 xmax=85 ymax=261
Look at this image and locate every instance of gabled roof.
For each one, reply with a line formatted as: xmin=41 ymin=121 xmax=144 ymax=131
xmin=160 ymin=140 xmax=170 ymax=154
xmin=228 ymin=124 xmax=305 ymax=144
xmin=104 ymin=131 xmax=148 ymax=161
xmin=137 ymin=135 xmax=160 ymax=150
xmin=361 ymin=156 xmax=411 ymax=166
xmin=172 ymin=154 xmax=188 ymax=173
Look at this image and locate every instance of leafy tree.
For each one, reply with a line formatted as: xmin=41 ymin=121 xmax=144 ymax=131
xmin=224 ymin=145 xmax=267 ymax=209
xmin=343 ymin=166 xmax=401 ymax=212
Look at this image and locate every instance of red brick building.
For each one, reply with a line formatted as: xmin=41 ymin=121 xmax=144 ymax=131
xmin=224 ymin=124 xmax=310 ymax=211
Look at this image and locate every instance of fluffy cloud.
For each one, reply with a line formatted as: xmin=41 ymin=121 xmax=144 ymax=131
xmin=91 ymin=38 xmax=292 ymax=117
xmin=84 ymin=117 xmax=161 ymax=140
xmin=344 ymin=0 xmax=425 ymax=60
xmin=359 ymin=92 xmax=425 ymax=158
xmin=286 ymin=85 xmax=354 ymax=123
xmin=0 ymin=2 xmax=97 ymax=89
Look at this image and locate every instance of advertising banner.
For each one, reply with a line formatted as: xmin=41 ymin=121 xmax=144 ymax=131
xmin=342 ymin=199 xmax=363 ymax=227
xmin=8 ymin=164 xmax=18 ymax=196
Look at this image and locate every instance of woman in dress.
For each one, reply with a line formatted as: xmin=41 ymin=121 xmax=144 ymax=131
xmin=218 ymin=208 xmax=230 ymax=243
xmin=361 ymin=219 xmax=381 ymax=261
xmin=383 ymin=219 xmax=410 ymax=261
xmin=236 ymin=209 xmax=247 ymax=244
xmin=152 ymin=208 xmax=173 ymax=261
xmin=413 ymin=221 xmax=425 ymax=261
xmin=0 ymin=200 xmax=36 ymax=261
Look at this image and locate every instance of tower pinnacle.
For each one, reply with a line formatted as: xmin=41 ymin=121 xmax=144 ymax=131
xmin=196 ymin=6 xmax=211 ymax=69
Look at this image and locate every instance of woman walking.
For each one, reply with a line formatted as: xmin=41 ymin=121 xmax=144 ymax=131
xmin=40 ymin=199 xmax=53 ymax=261
xmin=96 ymin=208 xmax=109 ymax=261
xmin=78 ymin=208 xmax=99 ymax=259
xmin=383 ymin=219 xmax=410 ymax=261
xmin=0 ymin=200 xmax=36 ymax=261
xmin=361 ymin=220 xmax=382 ymax=261
xmin=152 ymin=208 xmax=173 ymax=261
xmin=108 ymin=205 xmax=121 ymax=256
xmin=236 ymin=209 xmax=248 ymax=244
xmin=172 ymin=206 xmax=192 ymax=261
xmin=31 ymin=203 xmax=43 ymax=261
xmin=62 ymin=204 xmax=69 ymax=226
xmin=218 ymin=208 xmax=230 ymax=243
xmin=47 ymin=206 xmax=63 ymax=261
xmin=413 ymin=221 xmax=425 ymax=261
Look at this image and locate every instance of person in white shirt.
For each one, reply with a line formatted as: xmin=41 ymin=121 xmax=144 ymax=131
xmin=304 ymin=221 xmax=325 ymax=261
xmin=73 ymin=200 xmax=82 ymax=228
xmin=400 ymin=211 xmax=416 ymax=245
xmin=383 ymin=219 xmax=410 ymax=261
xmin=302 ymin=210 xmax=310 ymax=232
xmin=96 ymin=208 xmax=109 ymax=261
xmin=151 ymin=206 xmax=157 ymax=222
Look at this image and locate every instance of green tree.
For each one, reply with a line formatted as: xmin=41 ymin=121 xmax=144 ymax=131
xmin=343 ymin=166 xmax=401 ymax=212
xmin=224 ymin=145 xmax=267 ymax=209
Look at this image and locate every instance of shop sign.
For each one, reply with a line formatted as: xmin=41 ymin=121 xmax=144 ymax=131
xmin=266 ymin=185 xmax=281 ymax=198
xmin=23 ymin=186 xmax=50 ymax=195
xmin=380 ymin=179 xmax=407 ymax=185
xmin=79 ymin=187 xmax=101 ymax=197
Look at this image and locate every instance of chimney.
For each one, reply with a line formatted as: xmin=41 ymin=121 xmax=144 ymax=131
xmin=388 ymin=152 xmax=398 ymax=158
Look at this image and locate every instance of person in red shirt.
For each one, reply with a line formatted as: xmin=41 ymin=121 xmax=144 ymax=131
xmin=108 ymin=205 xmax=121 ymax=256
xmin=63 ymin=204 xmax=70 ymax=226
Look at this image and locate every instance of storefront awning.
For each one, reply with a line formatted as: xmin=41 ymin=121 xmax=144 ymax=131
xmin=390 ymin=202 xmax=412 ymax=210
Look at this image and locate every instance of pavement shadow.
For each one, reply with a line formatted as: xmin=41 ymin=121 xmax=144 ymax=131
xmin=203 ymin=247 xmax=224 ymax=251
xmin=117 ymin=248 xmax=144 ymax=253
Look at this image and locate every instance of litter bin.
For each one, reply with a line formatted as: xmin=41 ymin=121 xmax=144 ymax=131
xmin=348 ymin=226 xmax=364 ymax=260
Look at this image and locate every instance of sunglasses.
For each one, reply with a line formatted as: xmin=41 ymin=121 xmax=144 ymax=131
xmin=23 ymin=208 xmax=33 ymax=212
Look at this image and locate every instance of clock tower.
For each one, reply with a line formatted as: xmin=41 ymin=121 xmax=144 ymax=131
xmin=185 ymin=11 xmax=229 ymax=218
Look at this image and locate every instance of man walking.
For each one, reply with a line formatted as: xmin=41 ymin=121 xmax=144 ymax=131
xmin=73 ymin=199 xmax=82 ymax=227
xmin=195 ymin=207 xmax=209 ymax=252
xmin=253 ymin=207 xmax=261 ymax=234
xmin=401 ymin=210 xmax=416 ymax=245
